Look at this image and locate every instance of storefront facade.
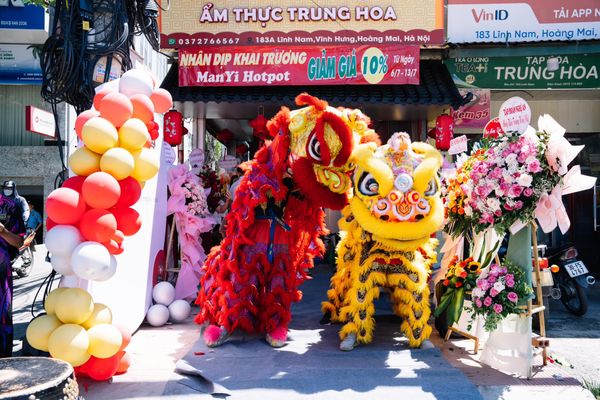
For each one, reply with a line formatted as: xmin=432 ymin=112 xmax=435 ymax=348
xmin=445 ymin=0 xmax=600 ymax=270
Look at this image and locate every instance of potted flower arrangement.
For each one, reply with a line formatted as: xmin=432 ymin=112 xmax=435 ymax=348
xmin=467 ymin=262 xmax=533 ymax=332
xmin=434 ymin=256 xmax=482 ymax=330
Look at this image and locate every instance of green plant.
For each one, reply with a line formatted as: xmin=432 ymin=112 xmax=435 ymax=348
xmin=582 ymin=379 xmax=600 ymax=399
xmin=24 ymin=0 xmax=55 ymax=8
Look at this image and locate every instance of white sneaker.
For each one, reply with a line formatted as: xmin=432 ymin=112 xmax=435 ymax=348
xmin=339 ymin=333 xmax=357 ymax=351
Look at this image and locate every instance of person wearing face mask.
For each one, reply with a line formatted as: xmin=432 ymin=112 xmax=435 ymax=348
xmin=0 ymin=188 xmax=25 ymax=357
xmin=2 ymin=181 xmax=29 ymax=224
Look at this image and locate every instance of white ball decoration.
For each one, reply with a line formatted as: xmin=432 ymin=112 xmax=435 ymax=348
xmin=71 ymin=241 xmax=116 ymax=281
xmin=45 ymin=225 xmax=82 ymax=256
xmin=51 ymin=254 xmax=74 ymax=276
xmin=146 ymin=304 xmax=169 ymax=327
xmin=119 ymin=69 xmax=154 ymax=98
xmin=152 ymin=282 xmax=175 ymax=306
xmin=168 ymin=300 xmax=191 ymax=322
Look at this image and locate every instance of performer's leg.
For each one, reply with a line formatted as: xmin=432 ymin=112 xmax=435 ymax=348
xmin=389 ymin=270 xmax=432 ymax=348
xmin=260 ymin=246 xmax=294 ymax=347
xmin=338 ymin=269 xmax=382 ymax=351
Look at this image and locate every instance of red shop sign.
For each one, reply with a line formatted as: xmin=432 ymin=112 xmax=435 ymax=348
xmin=178 ymin=45 xmax=420 ymax=87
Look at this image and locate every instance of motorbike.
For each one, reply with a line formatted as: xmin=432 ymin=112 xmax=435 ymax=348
xmin=546 ymin=243 xmax=595 ymax=316
xmin=11 ymin=230 xmax=36 ymax=278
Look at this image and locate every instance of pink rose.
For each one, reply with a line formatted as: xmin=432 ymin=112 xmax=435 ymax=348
xmin=488 ymin=274 xmax=497 ymax=284
xmin=527 ymin=159 xmax=541 ymax=173
xmin=477 ymin=279 xmax=489 ymax=291
xmin=507 ymin=292 xmax=518 ymax=303
xmin=524 ymin=188 xmax=534 ymax=197
xmin=514 ymin=200 xmax=524 ymax=210
xmin=509 ymin=185 xmax=523 ymax=198
xmin=493 ymin=303 xmax=503 ymax=313
xmin=475 ymin=298 xmax=483 ymax=308
xmin=484 ymin=297 xmax=493 ymax=307
xmin=494 ymin=210 xmax=503 ymax=217
xmin=490 ymin=288 xmax=499 ymax=297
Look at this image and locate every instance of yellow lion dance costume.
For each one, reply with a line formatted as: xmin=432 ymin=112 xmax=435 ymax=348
xmin=322 ymin=132 xmax=443 ymax=350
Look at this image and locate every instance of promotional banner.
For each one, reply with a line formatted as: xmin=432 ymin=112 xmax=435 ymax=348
xmin=452 ymin=88 xmax=491 ymax=128
xmin=0 ymin=44 xmax=42 ymax=84
xmin=160 ymin=0 xmax=444 ymax=48
xmin=179 ymin=45 xmax=420 ymax=86
xmin=447 ymin=0 xmax=600 ymax=43
xmin=446 ymin=53 xmax=600 ymax=89
xmin=0 ymin=3 xmax=49 ymax=44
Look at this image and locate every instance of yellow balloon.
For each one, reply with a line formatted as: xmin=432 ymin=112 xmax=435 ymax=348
xmin=100 ymin=147 xmax=135 ymax=180
xmin=131 ymin=148 xmax=159 ymax=182
xmin=26 ymin=314 xmax=62 ymax=352
xmin=82 ymin=117 xmax=119 ymax=154
xmin=44 ymin=287 xmax=68 ymax=315
xmin=69 ymin=147 xmax=101 ymax=177
xmin=48 ymin=324 xmax=91 ymax=367
xmin=87 ymin=323 xmax=122 ymax=359
xmin=81 ymin=303 xmax=113 ymax=330
xmin=119 ymin=118 xmax=150 ymax=151
xmin=55 ymin=288 xmax=94 ymax=324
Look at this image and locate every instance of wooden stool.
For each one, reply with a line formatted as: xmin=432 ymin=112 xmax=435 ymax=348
xmin=0 ymin=357 xmax=79 ymax=400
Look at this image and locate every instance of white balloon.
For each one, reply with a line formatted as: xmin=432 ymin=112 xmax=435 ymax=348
xmin=168 ymin=300 xmax=191 ymax=322
xmin=45 ymin=225 xmax=81 ymax=256
xmin=146 ymin=304 xmax=169 ymax=327
xmin=50 ymin=254 xmax=74 ymax=276
xmin=59 ymin=274 xmax=82 ymax=288
xmin=152 ymin=282 xmax=175 ymax=306
xmin=71 ymin=241 xmax=116 ymax=282
xmin=119 ymin=69 xmax=153 ymax=97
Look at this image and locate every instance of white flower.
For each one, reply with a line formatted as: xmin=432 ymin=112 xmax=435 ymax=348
xmin=493 ymin=280 xmax=505 ymax=293
xmin=486 ymin=197 xmax=501 ymax=212
xmin=516 ymin=174 xmax=533 ymax=187
xmin=464 ymin=205 xmax=473 ymax=216
xmin=505 ymin=153 xmax=518 ymax=166
xmin=472 ymin=287 xmax=485 ymax=298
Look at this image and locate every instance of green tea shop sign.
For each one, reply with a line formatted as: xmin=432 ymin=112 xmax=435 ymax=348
xmin=446 ymin=53 xmax=599 ymax=89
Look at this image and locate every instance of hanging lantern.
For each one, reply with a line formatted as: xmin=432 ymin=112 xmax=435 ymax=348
xmin=216 ymin=129 xmax=234 ymax=143
xmin=435 ymin=114 xmax=454 ymax=151
xmin=163 ymin=110 xmax=183 ymax=146
xmin=249 ymin=114 xmax=269 ymax=141
xmin=235 ymin=142 xmax=249 ymax=156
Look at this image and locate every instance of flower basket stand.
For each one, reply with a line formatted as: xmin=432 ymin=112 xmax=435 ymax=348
xmin=443 ymin=222 xmax=549 ymax=368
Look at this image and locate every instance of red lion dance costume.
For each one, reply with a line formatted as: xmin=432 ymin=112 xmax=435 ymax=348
xmin=195 ymin=94 xmax=377 ymax=347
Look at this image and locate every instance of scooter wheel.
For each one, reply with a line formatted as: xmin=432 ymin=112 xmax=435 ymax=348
xmin=560 ymin=280 xmax=588 ymax=316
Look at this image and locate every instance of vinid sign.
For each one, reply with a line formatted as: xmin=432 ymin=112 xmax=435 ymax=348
xmin=178 ymin=45 xmax=420 ymax=86
xmin=446 ymin=53 xmax=600 ymax=89
xmin=447 ymin=0 xmax=600 ymax=43
xmin=160 ymin=0 xmax=444 ymax=48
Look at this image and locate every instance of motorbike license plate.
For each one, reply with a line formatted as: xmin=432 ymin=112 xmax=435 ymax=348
xmin=564 ymin=261 xmax=589 ymax=278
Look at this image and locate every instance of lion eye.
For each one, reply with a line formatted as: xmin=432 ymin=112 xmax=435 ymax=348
xmin=357 ymin=172 xmax=379 ymax=196
xmin=307 ymin=133 xmax=322 ymax=162
xmin=425 ymin=179 xmax=438 ymax=196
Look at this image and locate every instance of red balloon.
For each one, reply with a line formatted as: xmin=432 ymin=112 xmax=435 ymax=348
xmin=79 ymin=209 xmax=117 ymax=243
xmin=83 ymin=354 xmax=120 ymax=381
xmin=46 ymin=217 xmax=58 ymax=231
xmin=102 ymin=238 xmax=124 ymax=255
xmin=113 ymin=229 xmax=125 ymax=245
xmin=115 ymin=351 xmax=131 ymax=375
xmin=150 ymin=88 xmax=173 ymax=114
xmin=130 ymin=94 xmax=155 ymax=124
xmin=93 ymin=86 xmax=115 ymax=110
xmin=82 ymin=172 xmax=121 ymax=209
xmin=75 ymin=110 xmax=101 ymax=139
xmin=46 ymin=188 xmax=87 ymax=225
xmin=149 ymin=128 xmax=159 ymax=140
xmin=114 ymin=177 xmax=141 ymax=208
xmin=62 ymin=176 xmax=86 ymax=192
xmin=115 ymin=324 xmax=131 ymax=351
xmin=145 ymin=121 xmax=156 ymax=131
xmin=98 ymin=92 xmax=133 ymax=128
xmin=112 ymin=207 xmax=141 ymax=236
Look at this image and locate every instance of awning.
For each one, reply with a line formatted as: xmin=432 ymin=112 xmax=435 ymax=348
xmin=161 ymin=60 xmax=468 ymax=109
